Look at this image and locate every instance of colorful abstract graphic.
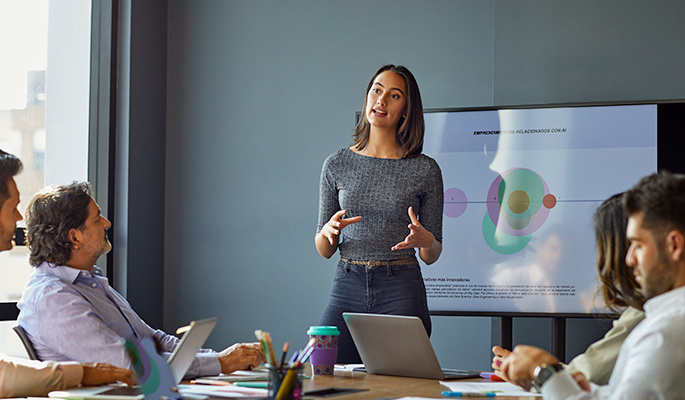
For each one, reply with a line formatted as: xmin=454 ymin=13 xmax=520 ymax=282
xmin=482 ymin=168 xmax=555 ymax=254
xmin=442 ymin=168 xmax=556 ymax=255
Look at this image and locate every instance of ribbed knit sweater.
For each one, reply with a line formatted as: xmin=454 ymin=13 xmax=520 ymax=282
xmin=317 ymin=148 xmax=443 ymax=261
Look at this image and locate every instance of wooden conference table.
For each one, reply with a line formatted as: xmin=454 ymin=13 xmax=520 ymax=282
xmin=297 ymin=367 xmax=539 ymax=400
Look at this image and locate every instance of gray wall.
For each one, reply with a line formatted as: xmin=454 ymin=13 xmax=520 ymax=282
xmin=155 ymin=0 xmax=685 ymax=371
xmin=494 ymin=1 xmax=685 ymax=105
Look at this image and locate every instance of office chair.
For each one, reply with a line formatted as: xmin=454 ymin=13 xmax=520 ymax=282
xmin=12 ymin=325 xmax=39 ymax=361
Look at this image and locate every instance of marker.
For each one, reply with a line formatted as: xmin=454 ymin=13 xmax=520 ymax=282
xmin=235 ymin=381 xmax=269 ymax=388
xmin=442 ymin=391 xmax=496 ymax=398
xmin=480 ymin=371 xmax=505 ymax=382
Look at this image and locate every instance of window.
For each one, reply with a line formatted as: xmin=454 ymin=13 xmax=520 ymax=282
xmin=0 ymin=0 xmax=96 ymax=356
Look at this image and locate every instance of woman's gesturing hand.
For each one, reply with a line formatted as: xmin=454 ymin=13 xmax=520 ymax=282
xmin=392 ymin=206 xmax=434 ymax=250
xmin=321 ymin=209 xmax=362 ymax=245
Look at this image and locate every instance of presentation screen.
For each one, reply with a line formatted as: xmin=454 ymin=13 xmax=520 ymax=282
xmin=422 ymin=103 xmax=658 ymax=316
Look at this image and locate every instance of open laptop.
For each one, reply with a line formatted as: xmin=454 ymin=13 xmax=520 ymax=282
xmin=49 ymin=317 xmax=218 ymax=400
xmin=343 ymin=313 xmax=481 ymax=380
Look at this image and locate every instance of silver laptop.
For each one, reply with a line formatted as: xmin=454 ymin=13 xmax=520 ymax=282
xmin=49 ymin=317 xmax=218 ymax=400
xmin=167 ymin=317 xmax=218 ymax=383
xmin=343 ymin=313 xmax=481 ymax=380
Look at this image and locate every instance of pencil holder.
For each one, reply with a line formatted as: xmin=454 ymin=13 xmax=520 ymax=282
xmin=267 ymin=363 xmax=303 ymax=400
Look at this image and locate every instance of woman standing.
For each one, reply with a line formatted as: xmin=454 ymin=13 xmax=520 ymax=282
xmin=315 ymin=65 xmax=444 ymax=363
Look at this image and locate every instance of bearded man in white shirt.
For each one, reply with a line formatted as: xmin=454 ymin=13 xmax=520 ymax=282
xmin=500 ymin=170 xmax=685 ymax=400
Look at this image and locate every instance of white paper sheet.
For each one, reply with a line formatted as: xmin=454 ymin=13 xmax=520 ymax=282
xmin=334 ymin=363 xmax=364 ymax=372
xmin=179 ymin=384 xmax=268 ymax=398
xmin=439 ymin=381 xmax=542 ymax=397
xmin=200 ymin=369 xmax=270 ymax=382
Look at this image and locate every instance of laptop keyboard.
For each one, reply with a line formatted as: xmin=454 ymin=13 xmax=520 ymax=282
xmin=354 ymin=366 xmax=482 ymax=380
xmin=441 ymin=369 xmax=482 ymax=379
xmin=101 ymin=386 xmax=143 ymax=396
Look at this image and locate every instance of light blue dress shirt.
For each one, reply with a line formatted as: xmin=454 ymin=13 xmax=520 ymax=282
xmin=17 ymin=262 xmax=221 ymax=378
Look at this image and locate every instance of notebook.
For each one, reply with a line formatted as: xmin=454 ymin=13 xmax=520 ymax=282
xmin=342 ymin=312 xmax=481 ymax=380
xmin=49 ymin=317 xmax=218 ymax=400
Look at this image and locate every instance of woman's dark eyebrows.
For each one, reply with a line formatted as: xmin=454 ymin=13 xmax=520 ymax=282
xmin=373 ymin=82 xmax=404 ymax=95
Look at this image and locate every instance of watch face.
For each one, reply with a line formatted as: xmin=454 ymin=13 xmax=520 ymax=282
xmin=535 ymin=363 xmax=562 ymax=388
xmin=538 ymin=366 xmax=555 ymax=384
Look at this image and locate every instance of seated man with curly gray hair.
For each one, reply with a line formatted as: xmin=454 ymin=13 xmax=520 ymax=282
xmin=17 ymin=182 xmax=264 ymax=379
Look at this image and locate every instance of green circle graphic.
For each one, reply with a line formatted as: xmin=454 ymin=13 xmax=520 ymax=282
xmin=482 ymin=211 xmax=531 ymax=255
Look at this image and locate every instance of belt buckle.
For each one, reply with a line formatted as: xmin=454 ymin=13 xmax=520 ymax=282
xmin=366 ymin=260 xmax=374 ymax=269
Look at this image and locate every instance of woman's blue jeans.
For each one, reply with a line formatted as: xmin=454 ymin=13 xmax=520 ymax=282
xmin=319 ymin=259 xmax=431 ymax=364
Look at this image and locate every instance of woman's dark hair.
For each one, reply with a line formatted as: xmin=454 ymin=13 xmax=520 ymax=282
xmin=26 ymin=182 xmax=93 ymax=267
xmin=595 ymin=193 xmax=645 ymax=311
xmin=352 ymin=64 xmax=425 ymax=159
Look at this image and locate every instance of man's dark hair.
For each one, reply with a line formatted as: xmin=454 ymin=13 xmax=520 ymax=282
xmin=623 ymin=170 xmax=685 ymax=240
xmin=26 ymin=182 xmax=93 ymax=267
xmin=0 ymin=149 xmax=23 ymax=205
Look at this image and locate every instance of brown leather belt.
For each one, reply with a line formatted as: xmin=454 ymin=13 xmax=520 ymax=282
xmin=340 ymin=257 xmax=418 ymax=268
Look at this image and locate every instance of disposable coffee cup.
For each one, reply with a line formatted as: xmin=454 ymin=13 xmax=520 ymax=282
xmin=306 ymin=326 xmax=340 ymax=376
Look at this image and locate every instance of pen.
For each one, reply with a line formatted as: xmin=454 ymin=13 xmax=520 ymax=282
xmin=190 ymin=379 xmax=232 ymax=386
xmin=288 ymin=350 xmax=299 ymax=366
xmin=298 ymin=344 xmax=316 ymax=364
xmin=442 ymin=391 xmax=496 ymax=398
xmin=295 ymin=338 xmax=316 ymax=365
xmin=278 ymin=341 xmax=290 ymax=382
xmin=254 ymin=330 xmax=269 ymax=364
xmin=279 ymin=342 xmax=289 ymax=370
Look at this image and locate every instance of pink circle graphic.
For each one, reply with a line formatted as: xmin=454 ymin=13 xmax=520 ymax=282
xmin=486 ymin=168 xmax=551 ymax=236
xmin=444 ymin=188 xmax=468 ymax=218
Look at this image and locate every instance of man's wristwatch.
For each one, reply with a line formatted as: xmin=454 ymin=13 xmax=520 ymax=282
xmin=533 ymin=363 xmax=564 ymax=390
